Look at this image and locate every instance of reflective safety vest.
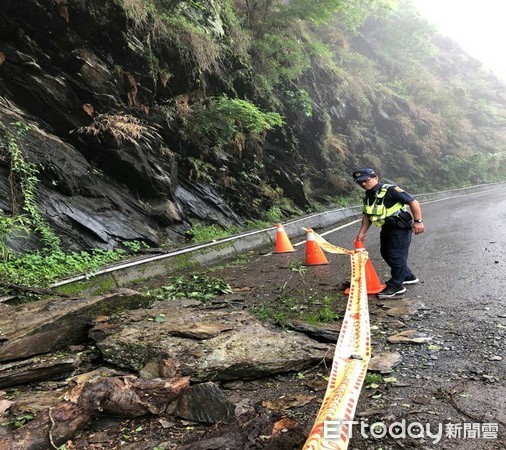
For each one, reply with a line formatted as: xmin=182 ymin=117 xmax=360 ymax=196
xmin=363 ymin=184 xmax=406 ymax=227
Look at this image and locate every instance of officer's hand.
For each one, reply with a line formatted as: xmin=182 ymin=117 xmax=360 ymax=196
xmin=412 ymin=222 xmax=425 ymax=235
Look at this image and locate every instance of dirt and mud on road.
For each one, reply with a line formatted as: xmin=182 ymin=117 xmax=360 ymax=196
xmin=141 ymin=236 xmax=504 ymax=450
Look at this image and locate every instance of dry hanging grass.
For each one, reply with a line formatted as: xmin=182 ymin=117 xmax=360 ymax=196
xmin=77 ymin=113 xmax=161 ymax=146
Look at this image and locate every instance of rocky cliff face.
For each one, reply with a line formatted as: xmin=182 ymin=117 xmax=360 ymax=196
xmin=0 ymin=1 xmax=504 ymax=252
xmin=0 ymin=0 xmax=246 ymax=250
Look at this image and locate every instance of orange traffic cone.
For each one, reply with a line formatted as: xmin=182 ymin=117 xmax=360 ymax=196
xmin=274 ymin=223 xmax=295 ymax=253
xmin=304 ymin=228 xmax=329 ymax=265
xmin=345 ymin=239 xmax=385 ymax=294
xmin=354 ymin=238 xmax=366 ymax=252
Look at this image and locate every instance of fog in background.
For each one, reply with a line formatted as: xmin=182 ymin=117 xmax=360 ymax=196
xmin=412 ymin=0 xmax=506 ymax=81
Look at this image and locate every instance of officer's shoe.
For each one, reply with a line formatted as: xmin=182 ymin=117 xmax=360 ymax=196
xmin=377 ymin=286 xmax=407 ymax=298
xmin=403 ymin=275 xmax=419 ymax=285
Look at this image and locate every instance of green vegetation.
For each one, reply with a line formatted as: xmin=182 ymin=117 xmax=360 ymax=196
xmin=186 ymin=206 xmax=287 ymax=244
xmin=0 ymin=121 xmax=151 ymax=292
xmin=145 ymin=274 xmax=233 ymax=303
xmin=1 ymin=413 xmax=34 ymax=428
xmin=364 ymin=372 xmax=400 ymax=393
xmin=161 ymin=14 xmax=222 ymax=81
xmin=437 ymin=153 xmax=506 ymax=187
xmin=364 ymin=372 xmax=383 ymax=385
xmin=284 ymin=89 xmax=313 ymax=117
xmin=253 ymin=290 xmax=341 ymax=327
xmin=0 ymin=122 xmax=60 ymax=254
xmin=106 ymin=0 xmax=505 ymax=224
xmin=243 ymin=0 xmax=394 ymax=29
xmin=252 ymin=31 xmax=312 ymax=88
xmin=0 ymin=213 xmax=30 ymax=261
xmin=261 ymin=206 xmax=284 ymax=225
xmin=187 ymin=157 xmax=214 ymax=183
xmin=187 ymin=222 xmax=234 ymax=243
xmin=0 ymin=246 xmax=138 ymax=288
xmin=288 ymin=261 xmax=308 ymax=274
xmin=183 ymin=95 xmax=284 ymax=156
xmin=2 ymin=0 xmax=506 ymax=289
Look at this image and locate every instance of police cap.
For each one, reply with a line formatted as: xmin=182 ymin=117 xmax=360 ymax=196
xmin=352 ymin=168 xmax=377 ymax=182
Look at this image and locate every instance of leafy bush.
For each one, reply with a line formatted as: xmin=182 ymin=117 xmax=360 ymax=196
xmin=361 ymin=4 xmax=436 ymax=76
xmin=252 ymin=31 xmax=311 ymax=87
xmin=245 ymin=0 xmax=394 ymax=29
xmin=184 ymin=95 xmax=283 ymax=155
xmin=284 ymin=89 xmax=313 ymax=117
xmin=469 ymin=99 xmax=506 ymax=127
xmin=436 ymin=152 xmax=506 ymax=187
xmin=263 ymin=206 xmax=284 ymax=224
xmin=187 ymin=157 xmax=214 ymax=183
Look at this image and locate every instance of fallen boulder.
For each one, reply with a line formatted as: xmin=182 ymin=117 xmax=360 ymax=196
xmin=93 ymin=300 xmax=332 ymax=381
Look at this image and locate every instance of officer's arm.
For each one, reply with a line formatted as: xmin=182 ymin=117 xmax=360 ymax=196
xmin=356 ymin=215 xmax=372 ymax=241
xmin=408 ymin=200 xmax=422 ymax=221
xmin=408 ymin=200 xmax=425 ymax=234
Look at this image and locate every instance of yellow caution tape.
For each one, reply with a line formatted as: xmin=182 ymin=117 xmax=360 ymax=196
xmin=302 ymin=228 xmax=352 ymax=255
xmin=302 ymin=232 xmax=371 ymax=450
xmin=313 ymin=233 xmax=354 ymax=255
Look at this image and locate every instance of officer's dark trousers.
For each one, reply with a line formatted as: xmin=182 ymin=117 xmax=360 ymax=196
xmin=380 ymin=223 xmax=414 ymax=289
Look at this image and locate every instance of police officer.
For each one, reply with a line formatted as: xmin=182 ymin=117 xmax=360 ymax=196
xmin=353 ymin=168 xmax=425 ymax=298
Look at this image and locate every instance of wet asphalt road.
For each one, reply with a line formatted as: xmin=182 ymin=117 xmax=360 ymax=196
xmin=322 ymin=184 xmax=506 ymax=312
xmin=319 ymin=185 xmax=506 ymax=449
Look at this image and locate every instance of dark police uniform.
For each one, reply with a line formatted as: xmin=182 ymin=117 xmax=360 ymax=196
xmin=363 ymin=182 xmax=416 ymax=289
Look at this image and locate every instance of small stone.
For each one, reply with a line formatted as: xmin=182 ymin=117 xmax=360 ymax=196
xmin=368 ymin=352 xmax=402 ymax=373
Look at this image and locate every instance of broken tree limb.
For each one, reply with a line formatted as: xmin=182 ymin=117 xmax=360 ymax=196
xmin=0 ymin=375 xmax=190 ymax=450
